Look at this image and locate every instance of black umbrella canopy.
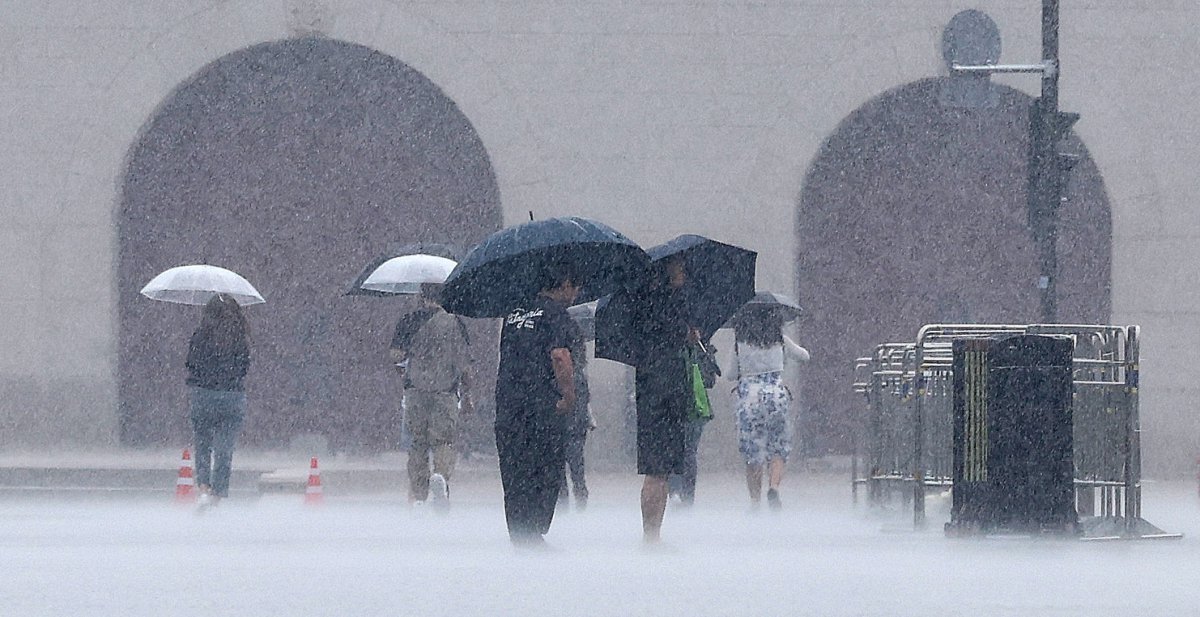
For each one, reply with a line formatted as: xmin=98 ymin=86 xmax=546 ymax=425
xmin=647 ymin=234 xmax=757 ymax=339
xmin=346 ymin=242 xmax=461 ymax=297
xmin=724 ymin=290 xmax=803 ymax=328
xmin=595 ymin=234 xmax=756 ymax=366
xmin=440 ymin=217 xmax=649 ymax=318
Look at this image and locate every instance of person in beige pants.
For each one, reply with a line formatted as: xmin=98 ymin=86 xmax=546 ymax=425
xmin=392 ymin=285 xmax=472 ymax=505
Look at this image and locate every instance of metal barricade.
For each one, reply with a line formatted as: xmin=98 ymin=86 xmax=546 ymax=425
xmin=851 ymin=324 xmax=1174 ymax=538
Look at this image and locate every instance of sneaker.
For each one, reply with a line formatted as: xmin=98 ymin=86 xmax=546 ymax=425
xmin=767 ymin=488 xmax=782 ymax=511
xmin=195 ymin=492 xmax=212 ymax=514
xmin=429 ymin=473 xmax=449 ymax=513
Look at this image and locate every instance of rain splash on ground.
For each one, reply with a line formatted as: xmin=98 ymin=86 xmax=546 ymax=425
xmin=2 ymin=472 xmax=1198 ymax=616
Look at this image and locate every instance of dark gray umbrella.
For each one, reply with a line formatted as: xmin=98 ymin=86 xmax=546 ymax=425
xmin=724 ymin=291 xmax=803 ymax=329
xmin=440 ymin=217 xmax=649 ymax=318
xmin=595 ymin=234 xmax=756 ymax=366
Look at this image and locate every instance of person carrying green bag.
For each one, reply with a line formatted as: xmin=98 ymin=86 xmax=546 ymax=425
xmin=669 ymin=340 xmax=721 ymax=506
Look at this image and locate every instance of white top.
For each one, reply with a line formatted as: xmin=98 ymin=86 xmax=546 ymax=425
xmin=726 ymin=336 xmax=810 ymax=378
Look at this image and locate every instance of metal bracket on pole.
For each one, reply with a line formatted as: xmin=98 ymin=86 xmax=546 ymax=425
xmin=951 ymin=62 xmax=1050 ymax=75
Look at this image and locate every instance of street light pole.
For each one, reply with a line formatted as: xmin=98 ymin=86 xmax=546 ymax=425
xmin=954 ymin=1 xmax=1078 ymax=324
xmin=1028 ymin=0 xmax=1078 ymax=323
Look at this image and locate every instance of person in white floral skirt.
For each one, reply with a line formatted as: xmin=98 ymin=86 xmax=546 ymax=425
xmin=726 ymin=315 xmax=809 ymax=510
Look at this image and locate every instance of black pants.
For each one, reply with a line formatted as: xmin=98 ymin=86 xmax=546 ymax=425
xmin=668 ymin=417 xmax=706 ymax=504
xmin=495 ymin=410 xmax=565 ymax=541
xmin=560 ymin=429 xmax=589 ymax=503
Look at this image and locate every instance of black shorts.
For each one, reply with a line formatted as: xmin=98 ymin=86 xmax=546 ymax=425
xmin=635 ymin=362 xmax=689 ymax=476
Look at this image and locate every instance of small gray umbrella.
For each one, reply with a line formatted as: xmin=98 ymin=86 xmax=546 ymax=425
xmin=724 ymin=291 xmax=803 ymax=328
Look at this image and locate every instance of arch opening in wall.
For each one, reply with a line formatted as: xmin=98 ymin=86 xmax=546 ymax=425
xmin=795 ymin=71 xmax=1112 ymax=455
xmin=118 ymin=37 xmax=502 ymax=452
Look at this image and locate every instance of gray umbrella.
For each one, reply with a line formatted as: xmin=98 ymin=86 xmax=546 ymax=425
xmin=724 ymin=291 xmax=803 ymax=329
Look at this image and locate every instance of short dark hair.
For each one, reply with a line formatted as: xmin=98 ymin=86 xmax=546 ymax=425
xmin=537 ymin=260 xmax=579 ymax=292
xmin=419 ymin=282 xmax=444 ymax=303
xmin=735 ymin=312 xmax=784 ymax=347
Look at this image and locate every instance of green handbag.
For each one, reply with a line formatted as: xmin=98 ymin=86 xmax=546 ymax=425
xmin=690 ymin=359 xmax=713 ymax=421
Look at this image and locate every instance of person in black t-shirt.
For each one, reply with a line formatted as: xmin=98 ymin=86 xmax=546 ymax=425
xmin=494 ymin=266 xmax=583 ymax=546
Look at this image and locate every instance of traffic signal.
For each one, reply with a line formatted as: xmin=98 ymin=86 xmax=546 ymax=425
xmin=1026 ymin=98 xmax=1080 ymax=232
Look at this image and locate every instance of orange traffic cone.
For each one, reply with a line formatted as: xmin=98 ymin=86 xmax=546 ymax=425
xmin=175 ymin=448 xmax=196 ymax=504
xmin=305 ymin=456 xmax=324 ymax=505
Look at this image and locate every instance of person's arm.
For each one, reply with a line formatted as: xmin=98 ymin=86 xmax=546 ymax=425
xmin=452 ymin=320 xmax=474 ymax=413
xmin=389 ymin=347 xmax=407 ymax=373
xmin=783 ymin=335 xmax=810 ymax=363
xmin=185 ymin=336 xmax=198 ymax=373
xmin=457 ymin=361 xmax=475 ymax=415
xmin=232 ymin=343 xmax=250 ymax=378
xmin=722 ymin=342 xmax=738 ymax=380
xmin=551 ymin=347 xmax=576 ymax=414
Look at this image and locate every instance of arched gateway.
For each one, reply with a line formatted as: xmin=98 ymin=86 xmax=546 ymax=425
xmin=118 ymin=38 xmax=502 ymax=451
xmin=795 ymin=14 xmax=1113 ymax=454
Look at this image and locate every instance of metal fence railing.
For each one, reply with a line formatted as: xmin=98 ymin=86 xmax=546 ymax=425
xmin=851 ymin=324 xmax=1165 ymax=537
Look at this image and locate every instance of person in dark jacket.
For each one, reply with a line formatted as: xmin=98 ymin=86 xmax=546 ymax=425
xmin=185 ymin=294 xmax=250 ymax=507
xmin=635 ymin=256 xmax=697 ymax=544
xmin=494 ymin=265 xmax=582 ymax=546
xmin=668 ymin=339 xmax=719 ymax=507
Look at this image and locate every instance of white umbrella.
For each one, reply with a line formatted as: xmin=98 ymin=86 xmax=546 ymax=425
xmin=360 ymin=254 xmax=457 ymax=295
xmin=140 ymin=265 xmax=265 ymax=306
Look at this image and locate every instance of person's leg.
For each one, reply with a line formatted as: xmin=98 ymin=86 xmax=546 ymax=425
xmin=763 ymin=382 xmax=793 ymax=509
xmin=569 ymin=431 xmax=588 ymax=506
xmin=532 ymin=426 xmax=566 ymax=536
xmin=745 ymin=463 xmax=764 ymax=502
xmin=768 ymin=457 xmax=787 ymax=490
xmin=496 ymin=420 xmax=541 ymax=544
xmin=736 ymin=380 xmax=771 ymax=504
xmin=189 ymin=388 xmax=214 ymax=494
xmin=404 ymin=390 xmax=432 ymax=502
xmin=562 ymin=431 xmax=586 ymax=504
xmin=210 ymin=395 xmax=245 ymax=500
xmin=766 ymin=456 xmax=786 ymax=510
xmin=680 ymin=419 xmax=704 ymax=505
xmin=667 ymin=474 xmax=682 ymax=499
xmin=559 ymin=462 xmax=571 ymax=505
xmin=641 ymin=474 xmax=669 ymax=543
xmin=495 ymin=422 xmax=525 ymax=539
xmin=428 ymin=392 xmax=459 ymax=496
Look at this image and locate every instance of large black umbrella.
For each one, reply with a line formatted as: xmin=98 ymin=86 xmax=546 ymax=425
xmin=440 ymin=217 xmax=649 ymax=318
xmin=724 ymin=290 xmax=803 ymax=329
xmin=595 ymin=234 xmax=756 ymax=366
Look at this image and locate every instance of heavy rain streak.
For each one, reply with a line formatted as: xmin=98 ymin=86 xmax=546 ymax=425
xmin=2 ymin=3 xmax=1199 ymax=616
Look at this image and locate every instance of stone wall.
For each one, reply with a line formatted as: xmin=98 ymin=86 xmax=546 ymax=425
xmin=1 ymin=1 xmax=1197 ymax=474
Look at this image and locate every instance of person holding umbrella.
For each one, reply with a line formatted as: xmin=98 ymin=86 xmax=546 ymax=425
xmin=560 ymin=303 xmax=598 ymax=511
xmin=668 ymin=337 xmax=720 ymax=508
xmin=441 ymin=216 xmax=649 ymax=545
xmin=185 ymin=294 xmax=251 ymax=508
xmin=493 ymin=264 xmax=583 ymax=545
xmin=390 ymin=283 xmax=473 ymax=509
xmin=725 ymin=294 xmax=809 ymax=510
xmin=596 ymin=234 xmax=756 ymax=543
xmin=633 ymin=256 xmax=697 ymax=542
xmin=140 ymin=264 xmax=263 ymax=509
